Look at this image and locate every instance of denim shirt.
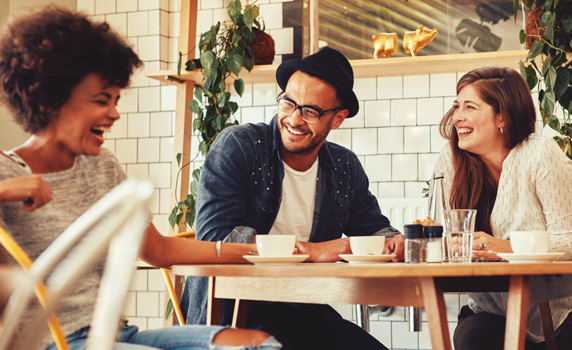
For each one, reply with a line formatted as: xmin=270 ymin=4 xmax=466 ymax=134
xmin=181 ymin=115 xmax=399 ymax=325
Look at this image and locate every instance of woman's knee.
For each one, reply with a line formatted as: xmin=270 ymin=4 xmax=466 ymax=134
xmin=213 ymin=328 xmax=271 ymax=346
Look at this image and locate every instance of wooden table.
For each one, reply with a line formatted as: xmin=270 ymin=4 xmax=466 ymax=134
xmin=172 ymin=261 xmax=572 ymax=350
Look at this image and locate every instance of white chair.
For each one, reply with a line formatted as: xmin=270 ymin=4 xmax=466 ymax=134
xmin=0 ymin=178 xmax=153 ymax=350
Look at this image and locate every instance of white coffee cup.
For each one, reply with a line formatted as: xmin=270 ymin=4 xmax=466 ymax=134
xmin=349 ymin=236 xmax=386 ymax=255
xmin=255 ymin=235 xmax=296 ymax=256
xmin=510 ymin=231 xmax=550 ymax=255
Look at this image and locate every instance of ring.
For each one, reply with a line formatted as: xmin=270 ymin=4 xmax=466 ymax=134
xmin=480 ymin=243 xmax=486 ymax=250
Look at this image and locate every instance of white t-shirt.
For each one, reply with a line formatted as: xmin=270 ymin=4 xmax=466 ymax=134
xmin=433 ymin=134 xmax=572 ymax=342
xmin=268 ymin=158 xmax=319 ymax=242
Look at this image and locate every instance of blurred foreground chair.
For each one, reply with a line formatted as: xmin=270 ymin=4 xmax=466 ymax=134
xmin=161 ymin=230 xmax=195 ymax=326
xmin=0 ymin=178 xmax=153 ymax=350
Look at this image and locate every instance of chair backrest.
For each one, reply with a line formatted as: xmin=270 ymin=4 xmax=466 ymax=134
xmin=0 ymin=178 xmax=153 ymax=350
xmin=378 ymin=198 xmax=428 ymax=233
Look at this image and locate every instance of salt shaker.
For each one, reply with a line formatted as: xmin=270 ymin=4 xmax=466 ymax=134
xmin=428 ymin=173 xmax=447 ymax=261
xmin=404 ymin=224 xmax=424 ymax=263
xmin=424 ymin=225 xmax=443 ymax=263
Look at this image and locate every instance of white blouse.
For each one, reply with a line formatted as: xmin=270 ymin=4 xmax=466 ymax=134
xmin=433 ymin=134 xmax=572 ymax=342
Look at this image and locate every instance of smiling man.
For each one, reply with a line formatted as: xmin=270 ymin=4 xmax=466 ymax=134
xmin=182 ymin=47 xmax=404 ymax=350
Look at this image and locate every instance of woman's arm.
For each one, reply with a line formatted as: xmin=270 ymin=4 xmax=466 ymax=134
xmin=139 ymin=223 xmax=256 ymax=268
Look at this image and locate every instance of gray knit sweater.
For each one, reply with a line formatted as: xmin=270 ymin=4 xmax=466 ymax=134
xmin=0 ymin=147 xmax=127 ymax=349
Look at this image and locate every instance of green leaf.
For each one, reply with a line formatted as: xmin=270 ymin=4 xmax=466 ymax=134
xmin=200 ymin=51 xmax=215 ymax=73
xmin=243 ymin=7 xmax=254 ymax=29
xmin=241 ymin=27 xmax=255 ymax=45
xmin=243 ymin=56 xmax=254 ymax=72
xmin=547 ymin=114 xmax=561 ymax=131
xmin=519 ymin=29 xmax=526 ymax=44
xmin=177 ymin=52 xmax=182 ymax=76
xmin=189 ymin=100 xmax=202 ymax=114
xmin=169 ymin=207 xmax=179 ymax=229
xmin=545 ymin=66 xmax=557 ymax=91
xmin=194 ymin=87 xmax=203 ymax=101
xmin=528 ymin=40 xmax=544 ymax=59
xmin=219 ymin=92 xmax=231 ymax=106
xmin=176 ymin=153 xmax=182 ymax=167
xmin=192 ymin=167 xmax=202 ymax=182
xmin=199 ymin=141 xmax=208 ymax=155
xmin=227 ymin=55 xmax=243 ymax=76
xmin=213 ymin=114 xmax=226 ymax=131
xmin=541 ymin=55 xmax=551 ymax=75
xmin=554 ymin=68 xmax=571 ymax=97
xmin=193 ymin=118 xmax=202 ymax=131
xmin=541 ymin=11 xmax=555 ymax=43
xmin=165 ymin=299 xmax=174 ymax=319
xmin=228 ymin=0 xmax=241 ymax=22
xmin=190 ymin=179 xmax=199 ymax=196
xmin=185 ymin=60 xmax=196 ymax=71
xmin=228 ymin=101 xmax=239 ymax=114
xmin=541 ymin=90 xmax=556 ymax=115
xmin=234 ymin=79 xmax=245 ymax=97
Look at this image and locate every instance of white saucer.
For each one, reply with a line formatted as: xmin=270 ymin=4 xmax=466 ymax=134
xmin=243 ymin=255 xmax=309 ymax=265
xmin=497 ymin=252 xmax=565 ymax=263
xmin=339 ymin=254 xmax=396 ymax=264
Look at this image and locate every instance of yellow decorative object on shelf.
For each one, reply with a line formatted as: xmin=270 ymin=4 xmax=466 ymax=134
xmin=372 ymin=33 xmax=398 ymax=59
xmin=403 ymin=26 xmax=437 ymax=57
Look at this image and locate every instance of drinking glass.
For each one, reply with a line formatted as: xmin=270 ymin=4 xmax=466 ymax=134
xmin=444 ymin=209 xmax=477 ymax=263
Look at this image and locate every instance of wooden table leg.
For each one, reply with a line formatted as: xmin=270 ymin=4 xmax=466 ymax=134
xmin=505 ymin=275 xmax=530 ymax=350
xmin=420 ymin=277 xmax=452 ymax=350
xmin=207 ymin=276 xmax=222 ymax=326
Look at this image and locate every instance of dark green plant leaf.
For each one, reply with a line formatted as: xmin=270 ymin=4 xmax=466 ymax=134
xmin=228 ymin=0 xmax=241 ymax=22
xmin=554 ymin=68 xmax=571 ymax=97
xmin=169 ymin=207 xmax=178 ymax=229
xmin=228 ymin=101 xmax=239 ymax=114
xmin=193 ymin=118 xmax=202 ymax=131
xmin=234 ymin=79 xmax=245 ymax=97
xmin=244 ymin=7 xmax=254 ymax=30
xmin=192 ymin=168 xmax=202 ymax=182
xmin=547 ymin=114 xmax=560 ymax=131
xmin=190 ymin=179 xmax=199 ymax=196
xmin=227 ymin=55 xmax=243 ymax=76
xmin=199 ymin=141 xmax=208 ymax=155
xmin=189 ymin=100 xmax=202 ymax=114
xmin=176 ymin=153 xmax=182 ymax=167
xmin=545 ymin=66 xmax=557 ymax=91
xmin=165 ymin=299 xmax=174 ymax=319
xmin=541 ymin=90 xmax=556 ymax=115
xmin=541 ymin=11 xmax=555 ymax=43
xmin=243 ymin=56 xmax=254 ymax=72
xmin=177 ymin=52 xmax=182 ymax=76
xmin=185 ymin=60 xmax=196 ymax=71
xmin=528 ymin=40 xmax=544 ymax=59
xmin=519 ymin=29 xmax=526 ymax=44
xmin=241 ymin=27 xmax=255 ymax=45
xmin=200 ymin=51 xmax=216 ymax=73
xmin=186 ymin=207 xmax=196 ymax=228
xmin=213 ymin=114 xmax=226 ymax=131
xmin=541 ymin=55 xmax=551 ymax=75
xmin=194 ymin=87 xmax=203 ymax=101
xmin=220 ymin=92 xmax=231 ymax=106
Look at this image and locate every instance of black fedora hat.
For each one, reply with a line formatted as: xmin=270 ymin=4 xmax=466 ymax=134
xmin=276 ymin=47 xmax=359 ymax=118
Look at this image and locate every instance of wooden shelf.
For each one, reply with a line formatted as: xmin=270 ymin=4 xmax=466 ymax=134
xmin=145 ymin=50 xmax=529 ymax=85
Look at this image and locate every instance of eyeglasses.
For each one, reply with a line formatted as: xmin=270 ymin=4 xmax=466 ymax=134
xmin=276 ymin=92 xmax=342 ymax=124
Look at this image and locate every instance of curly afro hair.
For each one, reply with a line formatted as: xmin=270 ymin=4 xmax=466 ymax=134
xmin=0 ymin=6 xmax=143 ymax=134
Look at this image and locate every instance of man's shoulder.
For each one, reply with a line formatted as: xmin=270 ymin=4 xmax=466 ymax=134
xmin=219 ymin=122 xmax=272 ymax=142
xmin=323 ymin=141 xmax=359 ymax=161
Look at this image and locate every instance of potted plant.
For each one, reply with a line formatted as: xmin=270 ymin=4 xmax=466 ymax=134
xmin=515 ymin=0 xmax=572 ymax=159
xmin=169 ymin=0 xmax=274 ymax=230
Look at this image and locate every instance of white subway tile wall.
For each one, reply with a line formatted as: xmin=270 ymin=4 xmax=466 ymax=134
xmin=88 ymin=0 xmax=542 ymax=347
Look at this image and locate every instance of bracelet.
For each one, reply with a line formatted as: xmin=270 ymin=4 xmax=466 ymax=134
xmin=216 ymin=241 xmax=222 ymax=258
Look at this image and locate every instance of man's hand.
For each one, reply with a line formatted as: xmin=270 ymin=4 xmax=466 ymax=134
xmin=383 ymin=234 xmax=405 ymax=262
xmin=0 ymin=176 xmax=52 ymax=211
xmin=295 ymin=237 xmax=351 ymax=262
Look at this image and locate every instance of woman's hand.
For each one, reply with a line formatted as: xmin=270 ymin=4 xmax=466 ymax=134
xmin=472 ymin=231 xmax=512 ymax=260
xmin=383 ymin=234 xmax=405 ymax=262
xmin=0 ymin=176 xmax=52 ymax=211
xmin=295 ymin=237 xmax=351 ymax=262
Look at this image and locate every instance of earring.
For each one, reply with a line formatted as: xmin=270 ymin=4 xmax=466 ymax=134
xmin=500 ymin=127 xmax=504 ymax=134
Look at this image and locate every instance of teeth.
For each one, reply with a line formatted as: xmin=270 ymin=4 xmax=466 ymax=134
xmin=91 ymin=126 xmax=111 ymax=132
xmin=287 ymin=126 xmax=304 ymax=135
xmin=457 ymin=127 xmax=473 ymax=134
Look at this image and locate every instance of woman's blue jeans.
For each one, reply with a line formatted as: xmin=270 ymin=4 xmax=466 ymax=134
xmin=45 ymin=325 xmax=282 ymax=350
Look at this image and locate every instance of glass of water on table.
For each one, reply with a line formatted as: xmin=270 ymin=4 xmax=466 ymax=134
xmin=444 ymin=209 xmax=477 ymax=263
